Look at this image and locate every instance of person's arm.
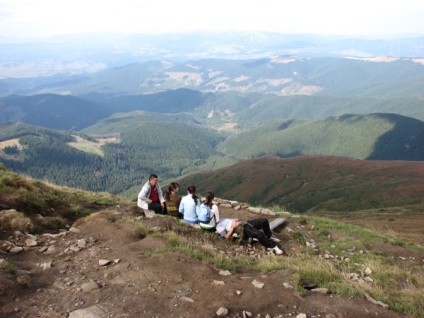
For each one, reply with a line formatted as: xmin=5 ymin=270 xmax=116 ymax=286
xmin=157 ymin=183 xmax=165 ymax=205
xmin=138 ymin=184 xmax=151 ymax=204
xmin=212 ymin=205 xmax=220 ymax=222
xmin=178 ymin=198 xmax=185 ymax=214
xmin=224 ymin=220 xmax=238 ymax=239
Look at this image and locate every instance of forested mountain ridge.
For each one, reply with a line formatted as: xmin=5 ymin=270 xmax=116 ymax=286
xmin=2 ymin=91 xmax=424 ymax=132
xmin=1 ymin=57 xmax=423 ymax=97
xmin=218 ymin=113 xmax=424 ymax=160
xmin=1 ymin=112 xmax=424 ymax=197
xmin=0 ymin=94 xmax=109 ymax=130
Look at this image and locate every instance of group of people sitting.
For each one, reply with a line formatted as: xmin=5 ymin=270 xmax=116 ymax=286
xmin=137 ymin=174 xmax=285 ymax=255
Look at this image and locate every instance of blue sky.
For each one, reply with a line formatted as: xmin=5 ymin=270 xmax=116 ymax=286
xmin=1 ymin=0 xmax=424 ymax=38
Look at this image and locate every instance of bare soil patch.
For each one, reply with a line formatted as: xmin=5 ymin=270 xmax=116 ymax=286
xmin=0 ymin=205 xmax=419 ymax=318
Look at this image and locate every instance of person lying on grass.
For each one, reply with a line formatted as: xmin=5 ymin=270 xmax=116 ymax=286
xmin=216 ymin=217 xmax=285 ymax=255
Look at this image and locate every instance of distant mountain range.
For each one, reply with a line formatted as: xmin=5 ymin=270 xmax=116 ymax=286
xmin=0 ymin=54 xmax=424 ymax=197
xmin=2 ymin=56 xmax=424 ymax=97
xmin=1 ymin=32 xmax=424 ymax=79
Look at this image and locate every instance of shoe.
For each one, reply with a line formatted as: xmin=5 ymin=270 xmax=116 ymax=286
xmin=271 ymin=236 xmax=281 ymax=243
xmin=273 ymin=246 xmax=283 ymax=255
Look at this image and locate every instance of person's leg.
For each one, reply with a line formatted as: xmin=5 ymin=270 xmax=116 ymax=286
xmin=248 ymin=218 xmax=272 ymax=238
xmin=243 ymin=223 xmax=276 ymax=248
xmin=148 ymin=201 xmax=163 ymax=214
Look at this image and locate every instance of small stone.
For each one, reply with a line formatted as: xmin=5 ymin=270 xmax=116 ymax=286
xmin=77 ymin=239 xmax=87 ymax=248
xmin=10 ymin=247 xmax=24 ymax=254
xmin=213 ymin=280 xmax=225 ymax=286
xmin=296 ymin=314 xmax=307 ymax=318
xmin=311 ymin=288 xmax=329 ymax=294
xmin=81 ymin=280 xmax=99 ymax=292
xmin=364 ymin=267 xmax=372 ymax=275
xmin=44 ymin=245 xmax=57 ymax=255
xmin=25 ymin=239 xmax=38 ymax=247
xmin=69 ymin=227 xmax=81 ymax=233
xmin=99 ymin=259 xmax=111 ymax=266
xmin=179 ymin=296 xmax=194 ymax=303
xmin=344 ymin=258 xmax=351 ymax=263
xmin=114 ymin=259 xmax=121 ymax=264
xmin=251 ymin=279 xmax=264 ymax=288
xmin=236 ymin=290 xmax=242 ymax=295
xmin=364 ymin=277 xmax=374 ymax=283
xmin=219 ymin=270 xmax=231 ymax=276
xmin=39 ymin=261 xmax=53 ymax=270
xmin=216 ymin=307 xmax=229 ymax=316
xmin=283 ymin=282 xmax=294 ymax=289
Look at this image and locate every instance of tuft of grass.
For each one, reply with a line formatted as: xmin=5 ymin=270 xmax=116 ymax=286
xmin=292 ymin=231 xmax=307 ymax=245
xmin=0 ymin=210 xmax=34 ymax=233
xmin=0 ymin=259 xmax=17 ymax=276
xmin=132 ymin=224 xmax=148 ymax=240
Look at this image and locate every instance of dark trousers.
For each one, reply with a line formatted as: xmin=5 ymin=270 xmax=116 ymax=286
xmin=149 ymin=201 xmax=165 ymax=214
xmin=243 ymin=218 xmax=276 ymax=248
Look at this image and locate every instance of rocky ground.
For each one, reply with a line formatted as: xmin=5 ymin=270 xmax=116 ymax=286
xmin=1 ymin=203 xmax=422 ymax=318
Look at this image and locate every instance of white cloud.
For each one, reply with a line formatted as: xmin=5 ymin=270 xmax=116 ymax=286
xmin=0 ymin=0 xmax=424 ymax=38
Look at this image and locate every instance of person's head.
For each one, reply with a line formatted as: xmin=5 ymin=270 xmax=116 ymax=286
xmin=204 ymin=190 xmax=215 ymax=207
xmin=165 ymin=182 xmax=179 ymax=200
xmin=169 ymin=182 xmax=179 ymax=194
xmin=149 ymin=174 xmax=159 ymax=186
xmin=187 ymin=185 xmax=198 ymax=203
xmin=187 ymin=185 xmax=196 ymax=194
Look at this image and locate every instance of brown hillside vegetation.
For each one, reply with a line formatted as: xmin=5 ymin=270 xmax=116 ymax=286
xmin=178 ymin=156 xmax=424 ymax=244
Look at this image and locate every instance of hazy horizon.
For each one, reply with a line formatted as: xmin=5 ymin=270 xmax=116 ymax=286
xmin=1 ymin=0 xmax=424 ymax=40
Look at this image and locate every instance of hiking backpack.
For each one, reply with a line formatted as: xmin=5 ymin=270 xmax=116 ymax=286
xmin=198 ymin=204 xmax=212 ymax=223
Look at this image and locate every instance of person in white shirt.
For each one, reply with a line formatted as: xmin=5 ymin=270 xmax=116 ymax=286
xmin=199 ymin=191 xmax=220 ymax=231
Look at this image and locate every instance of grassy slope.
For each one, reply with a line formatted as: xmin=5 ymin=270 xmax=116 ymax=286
xmin=176 ymin=156 xmax=424 ymax=213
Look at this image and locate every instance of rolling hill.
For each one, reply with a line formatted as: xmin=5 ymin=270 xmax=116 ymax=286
xmin=175 ymin=155 xmax=424 ymax=213
xmin=0 ymin=94 xmax=110 ymax=130
xmin=218 ymin=113 xmax=424 ymax=161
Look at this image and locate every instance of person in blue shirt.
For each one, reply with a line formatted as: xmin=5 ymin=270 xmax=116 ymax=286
xmin=179 ymin=185 xmax=200 ymax=223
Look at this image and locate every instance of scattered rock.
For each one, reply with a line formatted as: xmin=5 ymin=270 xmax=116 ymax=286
xmin=39 ymin=261 xmax=53 ymax=270
xmin=216 ymin=307 xmax=229 ymax=316
xmin=213 ymin=280 xmax=225 ymax=286
xmin=25 ymin=239 xmax=37 ymax=247
xmin=81 ymin=280 xmax=100 ymax=292
xmin=311 ymin=288 xmax=330 ymax=294
xmin=10 ymin=246 xmax=24 ymax=254
xmin=251 ymin=279 xmax=264 ymax=288
xmin=68 ymin=304 xmax=107 ymax=318
xmin=219 ymin=270 xmax=231 ymax=276
xmin=69 ymin=227 xmax=81 ymax=233
xmin=180 ymin=296 xmax=195 ymax=303
xmin=98 ymin=259 xmax=111 ymax=266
